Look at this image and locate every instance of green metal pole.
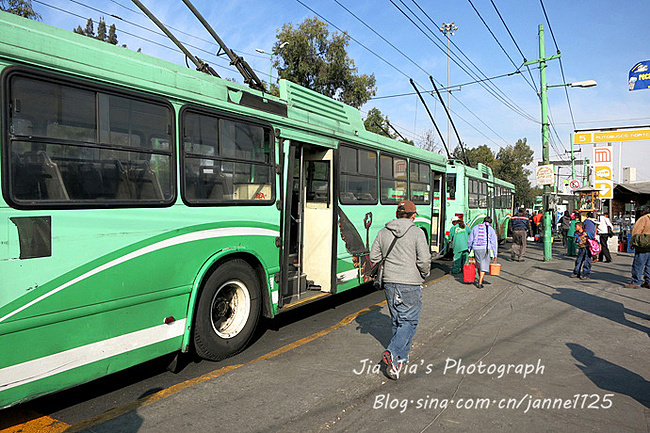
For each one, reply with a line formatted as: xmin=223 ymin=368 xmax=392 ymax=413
xmin=539 ymin=24 xmax=552 ymax=261
xmin=570 ymin=134 xmax=575 ymax=180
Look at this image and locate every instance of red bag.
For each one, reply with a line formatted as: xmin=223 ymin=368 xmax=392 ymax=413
xmin=463 ymin=263 xmax=476 ymax=283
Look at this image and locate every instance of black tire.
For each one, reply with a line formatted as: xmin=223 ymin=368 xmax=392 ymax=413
xmin=193 ymin=259 xmax=262 ymax=361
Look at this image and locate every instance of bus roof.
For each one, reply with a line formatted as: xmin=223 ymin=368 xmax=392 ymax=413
xmin=0 ymin=12 xmax=447 ymax=169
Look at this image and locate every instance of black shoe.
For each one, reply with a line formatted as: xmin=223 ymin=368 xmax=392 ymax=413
xmin=518 ymin=259 xmax=525 ymax=262
xmin=642 ymin=282 xmax=650 ymax=289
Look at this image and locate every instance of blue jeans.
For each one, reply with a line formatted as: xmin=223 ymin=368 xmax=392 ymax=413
xmin=631 ymin=251 xmax=650 ymax=285
xmin=573 ymin=247 xmax=592 ymax=277
xmin=384 ymin=283 xmax=422 ymax=366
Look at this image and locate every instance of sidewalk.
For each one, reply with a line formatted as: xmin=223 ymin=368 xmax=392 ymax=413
xmin=80 ymin=243 xmax=650 ymax=433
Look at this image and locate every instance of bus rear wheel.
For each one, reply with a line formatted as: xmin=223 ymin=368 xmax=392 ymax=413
xmin=193 ymin=259 xmax=261 ymax=361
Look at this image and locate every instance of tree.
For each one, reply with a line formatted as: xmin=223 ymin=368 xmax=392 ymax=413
xmin=416 ymin=129 xmax=443 ymax=154
xmin=364 ymin=108 xmax=393 ymax=138
xmin=0 ymin=0 xmax=40 ymax=20
xmin=274 ymin=17 xmax=376 ymax=108
xmin=451 ymin=143 xmax=494 ymax=167
xmin=73 ymin=17 xmax=119 ymax=45
xmin=453 ymin=138 xmax=535 ymax=207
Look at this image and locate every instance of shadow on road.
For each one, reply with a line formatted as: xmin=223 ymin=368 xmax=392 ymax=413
xmin=567 ymin=343 xmax=650 ymax=409
xmin=551 ymin=288 xmax=650 ymax=337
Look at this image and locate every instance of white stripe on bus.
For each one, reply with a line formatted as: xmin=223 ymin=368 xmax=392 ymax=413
xmin=336 ymin=269 xmax=358 ymax=283
xmin=0 ymin=227 xmax=279 ymax=323
xmin=0 ymin=319 xmax=186 ymax=392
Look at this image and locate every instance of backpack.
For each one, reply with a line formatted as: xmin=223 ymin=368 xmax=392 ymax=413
xmin=587 ymin=239 xmax=601 ymax=256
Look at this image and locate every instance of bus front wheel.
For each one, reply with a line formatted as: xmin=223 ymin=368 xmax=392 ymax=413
xmin=193 ymin=259 xmax=262 ymax=361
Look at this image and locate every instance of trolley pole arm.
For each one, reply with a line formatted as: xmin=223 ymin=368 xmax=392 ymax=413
xmin=181 ymin=0 xmax=265 ymax=92
xmin=409 ymin=79 xmax=451 ymax=159
xmin=429 ymin=76 xmax=470 ymax=166
xmin=131 ymin=0 xmax=219 ymax=77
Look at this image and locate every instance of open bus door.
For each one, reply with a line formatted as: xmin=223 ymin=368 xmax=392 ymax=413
xmin=430 ymin=171 xmax=445 ymax=253
xmin=279 ymin=141 xmax=334 ymax=307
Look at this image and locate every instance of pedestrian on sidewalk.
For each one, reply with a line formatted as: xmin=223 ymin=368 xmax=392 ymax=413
xmin=571 ymin=222 xmax=593 ymax=279
xmin=584 ymin=211 xmax=599 ymax=262
xmin=370 ymin=200 xmax=431 ymax=379
xmin=597 ymin=212 xmax=614 ymax=263
xmin=560 ymin=210 xmax=571 ymax=246
xmin=624 ymin=205 xmax=650 ymax=289
xmin=566 ymin=212 xmax=580 ymax=256
xmin=449 ymin=218 xmax=471 ymax=274
xmin=533 ymin=210 xmax=543 ymax=239
xmin=468 ymin=216 xmax=498 ymax=289
xmin=510 ymin=208 xmax=532 ymax=261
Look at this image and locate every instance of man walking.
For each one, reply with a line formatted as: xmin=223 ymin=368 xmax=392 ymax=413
xmin=559 ymin=210 xmax=571 ymax=246
xmin=597 ymin=212 xmax=614 ymax=263
xmin=370 ymin=200 xmax=431 ymax=380
xmin=625 ymin=205 xmax=650 ymax=289
xmin=511 ymin=208 xmax=532 ymax=261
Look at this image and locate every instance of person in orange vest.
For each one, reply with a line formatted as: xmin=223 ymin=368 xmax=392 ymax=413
xmin=532 ymin=210 xmax=543 ymax=240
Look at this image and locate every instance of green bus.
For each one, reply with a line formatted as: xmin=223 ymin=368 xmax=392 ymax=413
xmin=0 ymin=12 xmax=449 ymax=408
xmin=444 ymin=160 xmax=515 ymax=241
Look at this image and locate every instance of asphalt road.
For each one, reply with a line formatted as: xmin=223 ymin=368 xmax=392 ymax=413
xmin=2 ymin=243 xmax=648 ymax=433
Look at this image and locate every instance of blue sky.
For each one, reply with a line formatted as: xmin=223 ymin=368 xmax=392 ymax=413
xmin=34 ymin=0 xmax=650 ymax=183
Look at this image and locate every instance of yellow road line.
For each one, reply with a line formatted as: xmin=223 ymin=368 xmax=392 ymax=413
xmin=14 ymin=273 xmax=452 ymax=433
xmin=0 ymin=411 xmax=69 ymax=433
xmin=65 ymin=298 xmax=391 ymax=431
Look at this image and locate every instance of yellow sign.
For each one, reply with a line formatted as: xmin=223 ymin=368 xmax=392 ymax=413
xmin=594 ymin=165 xmax=613 ymax=180
xmin=595 ymin=180 xmax=613 ymax=199
xmin=575 ymin=129 xmax=650 ymax=143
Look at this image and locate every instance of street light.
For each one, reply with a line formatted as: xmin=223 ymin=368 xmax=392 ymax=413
xmin=439 ymin=22 xmax=457 ymax=147
xmin=255 ymin=42 xmax=288 ymax=88
xmin=524 ymin=24 xmax=596 ymax=262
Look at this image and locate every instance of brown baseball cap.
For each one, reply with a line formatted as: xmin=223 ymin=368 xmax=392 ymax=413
xmin=397 ymin=200 xmax=417 ymax=214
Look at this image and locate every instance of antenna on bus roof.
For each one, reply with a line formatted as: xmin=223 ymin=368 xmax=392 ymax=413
xmin=180 ymin=0 xmax=266 ymax=93
xmin=131 ymin=0 xmax=219 ymax=78
xmin=409 ymin=79 xmax=451 ymax=159
xmin=429 ymin=76 xmax=471 ymax=167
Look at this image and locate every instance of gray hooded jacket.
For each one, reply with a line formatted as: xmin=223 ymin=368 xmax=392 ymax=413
xmin=370 ymin=218 xmax=431 ymax=285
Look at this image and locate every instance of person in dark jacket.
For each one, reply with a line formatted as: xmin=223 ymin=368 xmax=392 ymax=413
xmin=510 ymin=208 xmax=532 ymax=262
xmin=559 ymin=210 xmax=572 ymax=246
xmin=370 ymin=200 xmax=431 ymax=379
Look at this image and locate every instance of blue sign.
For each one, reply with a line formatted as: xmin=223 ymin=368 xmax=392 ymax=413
xmin=629 ymin=60 xmax=650 ymax=91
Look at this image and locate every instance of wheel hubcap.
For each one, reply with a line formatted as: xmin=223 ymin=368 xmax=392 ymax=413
xmin=210 ymin=280 xmax=251 ymax=339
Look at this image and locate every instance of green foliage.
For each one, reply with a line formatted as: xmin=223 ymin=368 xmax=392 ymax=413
xmin=0 ymin=0 xmax=40 ymax=20
xmin=455 ymin=138 xmax=536 ymax=207
xmin=274 ymin=17 xmax=376 ymax=108
xmin=364 ymin=108 xmax=392 ymax=137
xmin=73 ymin=17 xmax=119 ymax=45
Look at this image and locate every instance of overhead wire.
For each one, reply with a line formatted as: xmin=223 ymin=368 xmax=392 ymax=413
xmin=487 ymin=0 xmax=539 ymax=93
xmin=393 ymin=0 xmax=539 ymax=125
xmin=539 ymin=0 xmax=576 ymax=133
xmin=35 ymin=0 xmax=273 ymax=81
xmin=465 ymin=0 xmax=537 ymax=93
xmin=407 ymin=0 xmax=539 ymax=123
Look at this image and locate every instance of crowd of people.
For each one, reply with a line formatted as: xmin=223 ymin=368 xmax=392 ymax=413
xmin=442 ymin=205 xmax=649 ymax=288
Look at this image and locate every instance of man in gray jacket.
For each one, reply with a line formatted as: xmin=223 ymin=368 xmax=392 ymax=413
xmin=370 ymin=200 xmax=431 ymax=379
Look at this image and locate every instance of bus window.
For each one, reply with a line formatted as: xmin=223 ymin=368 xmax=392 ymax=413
xmin=380 ymin=154 xmax=407 ymax=203
xmin=182 ymin=111 xmax=274 ymax=203
xmin=7 ymin=74 xmax=174 ymax=205
xmin=306 ymin=160 xmax=329 ymax=203
xmin=446 ymin=173 xmax=457 ymax=200
xmin=468 ymin=178 xmax=479 ymax=208
xmin=409 ymin=161 xmax=430 ymax=204
xmin=338 ymin=145 xmax=377 ymax=204
xmin=479 ymin=180 xmax=488 ymax=208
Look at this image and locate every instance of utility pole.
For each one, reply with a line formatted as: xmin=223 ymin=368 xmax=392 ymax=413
xmin=523 ymin=24 xmax=559 ymax=262
xmin=440 ymin=22 xmax=457 ymax=148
